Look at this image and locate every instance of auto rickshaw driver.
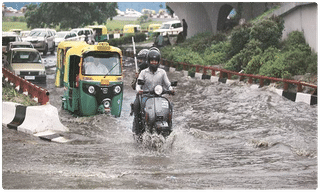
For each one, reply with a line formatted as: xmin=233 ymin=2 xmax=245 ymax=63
xmin=83 ymin=57 xmax=109 ymax=75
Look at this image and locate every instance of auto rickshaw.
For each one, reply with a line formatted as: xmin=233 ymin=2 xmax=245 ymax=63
xmin=87 ymin=25 xmax=108 ymax=42
xmin=123 ymin=24 xmax=141 ymax=34
xmin=55 ymin=41 xmax=123 ymax=117
xmin=147 ymin=24 xmax=161 ymax=36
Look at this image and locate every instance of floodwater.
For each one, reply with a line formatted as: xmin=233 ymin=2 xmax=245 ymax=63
xmin=2 ymin=56 xmax=317 ymax=189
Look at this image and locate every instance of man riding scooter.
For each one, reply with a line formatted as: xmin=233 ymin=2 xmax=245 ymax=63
xmin=131 ymin=48 xmax=175 ymax=137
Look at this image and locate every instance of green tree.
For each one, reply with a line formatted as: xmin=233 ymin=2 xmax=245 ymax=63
xmin=25 ymin=2 xmax=118 ymax=29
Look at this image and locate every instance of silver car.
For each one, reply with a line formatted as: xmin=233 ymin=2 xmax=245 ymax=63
xmin=26 ymin=28 xmax=55 ymax=55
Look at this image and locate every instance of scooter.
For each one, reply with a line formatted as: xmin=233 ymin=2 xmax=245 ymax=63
xmin=133 ymin=80 xmax=177 ymax=140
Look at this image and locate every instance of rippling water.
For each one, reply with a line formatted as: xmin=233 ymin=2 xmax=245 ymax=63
xmin=58 ymin=63 xmax=317 ymax=189
xmin=2 ymin=58 xmax=317 ymax=189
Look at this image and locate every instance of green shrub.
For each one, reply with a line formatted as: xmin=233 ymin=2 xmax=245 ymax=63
xmin=306 ymin=52 xmax=317 ymax=75
xmin=229 ymin=24 xmax=251 ymax=57
xmin=245 ymin=46 xmax=280 ymax=74
xmin=108 ymin=32 xmax=146 ymax=47
xmin=249 ymin=17 xmax=284 ymax=50
xmin=225 ymin=39 xmax=262 ymax=71
xmin=203 ymin=41 xmax=230 ymax=66
xmin=160 ymin=46 xmax=205 ymax=66
xmin=259 ymin=48 xmax=310 ymax=78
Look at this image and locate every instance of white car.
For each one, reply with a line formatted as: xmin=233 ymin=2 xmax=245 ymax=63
xmin=154 ymin=20 xmax=183 ymax=36
xmin=54 ymin=31 xmax=80 ymax=46
xmin=70 ymin=28 xmax=95 ymax=44
xmin=20 ymin=31 xmax=30 ymax=42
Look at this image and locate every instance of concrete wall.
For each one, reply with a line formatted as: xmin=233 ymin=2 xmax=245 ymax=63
xmin=274 ymin=3 xmax=317 ymax=52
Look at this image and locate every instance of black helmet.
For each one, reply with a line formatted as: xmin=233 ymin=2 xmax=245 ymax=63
xmin=137 ymin=49 xmax=149 ymax=60
xmin=147 ymin=48 xmax=161 ymax=63
xmin=147 ymin=48 xmax=161 ymax=71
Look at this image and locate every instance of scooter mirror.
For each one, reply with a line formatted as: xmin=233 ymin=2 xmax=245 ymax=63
xmin=171 ymin=81 xmax=178 ymax=86
xmin=138 ymin=79 xmax=145 ymax=85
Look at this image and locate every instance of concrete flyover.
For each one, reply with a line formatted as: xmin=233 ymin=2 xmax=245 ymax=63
xmin=166 ymin=2 xmax=271 ymax=38
xmin=167 ymin=2 xmax=317 ymax=52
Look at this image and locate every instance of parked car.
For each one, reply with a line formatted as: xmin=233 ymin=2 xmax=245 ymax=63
xmin=2 ymin=32 xmax=22 ymax=54
xmin=4 ymin=48 xmax=46 ymax=84
xmin=5 ymin=41 xmax=34 ymax=65
xmin=70 ymin=28 xmax=95 ymax=44
xmin=154 ymin=20 xmax=183 ymax=36
xmin=55 ymin=31 xmax=80 ymax=46
xmin=25 ymin=28 xmax=55 ymax=55
xmin=20 ymin=31 xmax=31 ymax=42
xmin=2 ymin=32 xmax=22 ymax=64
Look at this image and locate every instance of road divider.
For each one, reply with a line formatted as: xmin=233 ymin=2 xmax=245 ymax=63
xmin=2 ymin=102 xmax=70 ymax=143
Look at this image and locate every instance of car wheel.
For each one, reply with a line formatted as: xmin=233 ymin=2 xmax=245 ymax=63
xmin=43 ymin=44 xmax=48 ymax=56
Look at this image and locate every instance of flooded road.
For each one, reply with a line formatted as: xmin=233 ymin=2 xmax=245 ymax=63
xmin=2 ymin=55 xmax=317 ymax=189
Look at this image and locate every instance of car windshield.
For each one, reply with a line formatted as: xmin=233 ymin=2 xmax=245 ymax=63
xmin=2 ymin=37 xmax=17 ymax=46
xmin=30 ymin=31 xmax=46 ymax=37
xmin=12 ymin=51 xmax=42 ymax=63
xmin=160 ymin=24 xmax=171 ymax=29
xmin=83 ymin=52 xmax=121 ymax=76
xmin=12 ymin=44 xmax=33 ymax=49
xmin=56 ymin=32 xmax=67 ymax=38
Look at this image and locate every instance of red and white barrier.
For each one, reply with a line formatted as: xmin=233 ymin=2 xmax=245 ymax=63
xmin=2 ymin=67 xmax=49 ymax=105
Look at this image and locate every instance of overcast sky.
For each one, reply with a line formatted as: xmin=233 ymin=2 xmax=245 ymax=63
xmin=3 ymin=2 xmax=166 ymax=12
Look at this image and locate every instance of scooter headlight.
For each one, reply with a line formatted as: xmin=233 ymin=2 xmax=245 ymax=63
xmin=154 ymin=85 xmax=163 ymax=95
xmin=88 ymin=86 xmax=95 ymax=94
xmin=114 ymin=85 xmax=121 ymax=94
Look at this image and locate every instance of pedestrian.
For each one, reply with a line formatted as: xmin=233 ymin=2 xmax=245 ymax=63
xmin=182 ymin=19 xmax=188 ymax=40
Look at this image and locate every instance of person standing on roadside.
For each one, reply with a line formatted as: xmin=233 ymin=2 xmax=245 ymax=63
xmin=182 ymin=19 xmax=188 ymax=40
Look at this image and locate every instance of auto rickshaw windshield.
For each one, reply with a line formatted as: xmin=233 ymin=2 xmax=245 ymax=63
xmin=82 ymin=52 xmax=121 ymax=76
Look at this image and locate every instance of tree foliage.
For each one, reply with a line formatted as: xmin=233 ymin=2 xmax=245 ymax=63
xmin=25 ymin=2 xmax=118 ymax=29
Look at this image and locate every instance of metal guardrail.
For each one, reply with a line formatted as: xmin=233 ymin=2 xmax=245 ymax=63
xmin=2 ymin=67 xmax=49 ymax=105
xmin=121 ymin=50 xmax=317 ymax=94
xmin=161 ymin=59 xmax=317 ymax=93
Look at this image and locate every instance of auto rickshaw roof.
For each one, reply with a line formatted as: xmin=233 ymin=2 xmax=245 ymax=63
xmin=87 ymin=25 xmax=108 ymax=34
xmin=65 ymin=42 xmax=122 ymax=57
xmin=57 ymin=41 xmax=88 ymax=50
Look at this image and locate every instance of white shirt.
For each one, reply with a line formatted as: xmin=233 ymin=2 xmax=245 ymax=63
xmin=136 ymin=67 xmax=172 ymax=92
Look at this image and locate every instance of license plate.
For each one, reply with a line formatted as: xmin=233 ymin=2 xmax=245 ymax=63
xmin=25 ymin=76 xmax=35 ymax=80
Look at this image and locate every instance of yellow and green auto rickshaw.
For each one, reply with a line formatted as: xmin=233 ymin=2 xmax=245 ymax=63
xmin=87 ymin=25 xmax=108 ymax=42
xmin=123 ymin=24 xmax=141 ymax=34
xmin=148 ymin=24 xmax=161 ymax=36
xmin=55 ymin=41 xmax=123 ymax=117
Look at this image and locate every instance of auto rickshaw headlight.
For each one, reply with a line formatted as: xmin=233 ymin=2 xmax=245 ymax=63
xmin=88 ymin=86 xmax=95 ymax=94
xmin=114 ymin=85 xmax=121 ymax=94
xmin=102 ymin=99 xmax=111 ymax=108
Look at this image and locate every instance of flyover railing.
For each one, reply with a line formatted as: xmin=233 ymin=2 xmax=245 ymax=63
xmin=2 ymin=67 xmax=50 ymax=105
